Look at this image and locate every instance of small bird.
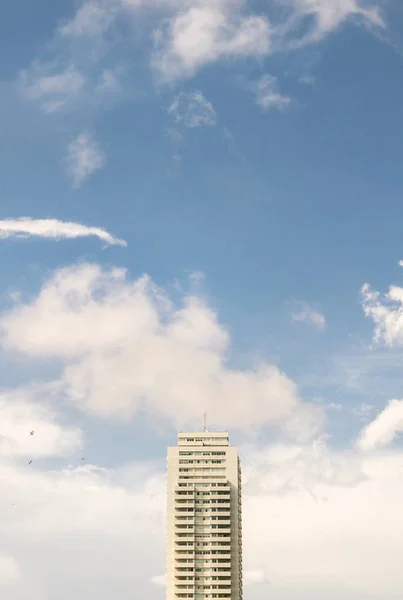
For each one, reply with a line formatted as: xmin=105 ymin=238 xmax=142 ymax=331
xmin=30 ymin=431 xmax=34 ymax=436
xmin=28 ymin=460 xmax=33 ymax=465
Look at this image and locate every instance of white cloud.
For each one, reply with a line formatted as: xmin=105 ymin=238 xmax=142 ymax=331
xmin=0 ymin=218 xmax=126 ymax=247
xmin=244 ymin=569 xmax=271 ymax=585
xmin=0 ymin=557 xmax=20 ymax=585
xmin=20 ymin=65 xmax=86 ymax=114
xmin=152 ymin=6 xmax=271 ymax=81
xmin=18 ymin=0 xmax=385 ymax=125
xmin=0 ymin=451 xmax=166 ymax=600
xmin=357 ymin=399 xmax=403 ymax=451
xmin=168 ymin=91 xmax=216 ymax=127
xmin=291 ymin=301 xmax=326 ymax=330
xmin=254 ymin=74 xmax=291 ymax=111
xmin=150 ymin=573 xmax=166 ymax=586
xmin=241 ymin=441 xmax=403 ymax=600
xmin=0 ymin=263 xmax=320 ymax=436
xmin=361 ymin=281 xmax=403 ymax=346
xmin=0 ymin=389 xmax=82 ymax=460
xmin=65 ymin=132 xmax=106 ymax=187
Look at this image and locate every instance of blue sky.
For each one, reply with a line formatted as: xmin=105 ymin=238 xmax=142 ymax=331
xmin=1 ymin=1 xmax=403 ymax=599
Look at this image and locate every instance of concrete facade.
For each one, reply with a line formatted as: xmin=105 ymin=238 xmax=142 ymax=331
xmin=166 ymin=431 xmax=243 ymax=600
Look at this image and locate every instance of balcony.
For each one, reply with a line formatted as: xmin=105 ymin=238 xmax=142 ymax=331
xmin=194 ymin=519 xmax=231 ymax=526
xmin=193 ymin=571 xmax=232 ymax=578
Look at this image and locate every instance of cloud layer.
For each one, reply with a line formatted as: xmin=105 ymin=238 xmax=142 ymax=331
xmin=0 ymin=406 xmax=402 ymax=600
xmin=0 ymin=259 xmax=401 ymax=599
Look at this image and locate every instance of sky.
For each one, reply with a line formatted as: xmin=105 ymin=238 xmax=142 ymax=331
xmin=2 ymin=0 xmax=403 ymax=598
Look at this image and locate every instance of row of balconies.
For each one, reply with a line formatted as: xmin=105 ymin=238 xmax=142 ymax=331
xmin=175 ymin=519 xmax=232 ymax=525
xmin=175 ymin=508 xmax=231 ymax=514
xmin=175 ymin=570 xmax=231 ymax=577
xmin=175 ymin=554 xmax=232 ymax=560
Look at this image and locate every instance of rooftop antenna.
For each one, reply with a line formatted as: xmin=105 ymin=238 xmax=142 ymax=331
xmin=204 ymin=412 xmax=207 ymax=432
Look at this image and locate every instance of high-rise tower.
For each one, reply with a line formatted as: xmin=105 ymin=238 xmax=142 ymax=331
xmin=166 ymin=430 xmax=242 ymax=599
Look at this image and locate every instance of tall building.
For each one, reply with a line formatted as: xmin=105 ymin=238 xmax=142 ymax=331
xmin=166 ymin=429 xmax=243 ymax=600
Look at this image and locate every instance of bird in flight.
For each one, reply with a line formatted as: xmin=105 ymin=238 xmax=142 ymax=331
xmin=28 ymin=460 xmax=33 ymax=465
xmin=30 ymin=431 xmax=34 ymax=436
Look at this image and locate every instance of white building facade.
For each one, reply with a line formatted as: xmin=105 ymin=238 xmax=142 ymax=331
xmin=166 ymin=431 xmax=243 ymax=600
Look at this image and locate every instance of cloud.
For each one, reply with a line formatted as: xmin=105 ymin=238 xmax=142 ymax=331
xmin=150 ymin=573 xmax=166 ymax=586
xmin=18 ymin=0 xmax=385 ymax=127
xmin=168 ymin=91 xmax=217 ymax=127
xmin=0 ymin=450 xmax=166 ymax=600
xmin=361 ymin=280 xmax=403 ymax=346
xmin=0 ymin=263 xmax=321 ymax=436
xmin=286 ymin=0 xmax=384 ymax=46
xmin=357 ymin=399 xmax=403 ymax=451
xmin=0 ymin=382 xmax=402 ymax=599
xmin=0 ymin=218 xmax=126 ymax=247
xmin=253 ymin=74 xmax=291 ymax=111
xmin=353 ymin=402 xmax=374 ymax=421
xmin=59 ymin=2 xmax=118 ymax=37
xmin=19 ymin=65 xmax=86 ymax=114
xmin=65 ymin=132 xmax=106 ymax=187
xmin=0 ymin=399 xmax=401 ymax=600
xmin=241 ymin=440 xmax=403 ymax=600
xmin=244 ymin=569 xmax=271 ymax=585
xmin=291 ymin=301 xmax=326 ymax=330
xmin=0 ymin=389 xmax=82 ymax=460
xmin=152 ymin=5 xmax=271 ymax=81
xmin=0 ymin=557 xmax=21 ymax=585
xmin=327 ymin=402 xmax=343 ymax=411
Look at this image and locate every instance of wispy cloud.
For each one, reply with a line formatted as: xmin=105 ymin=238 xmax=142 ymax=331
xmin=20 ymin=64 xmax=86 ymax=114
xmin=254 ymin=74 xmax=291 ymax=111
xmin=168 ymin=91 xmax=217 ymax=128
xmin=353 ymin=402 xmax=374 ymax=422
xmin=59 ymin=1 xmax=117 ymax=38
xmin=65 ymin=131 xmax=106 ymax=187
xmin=327 ymin=402 xmax=343 ymax=411
xmin=0 ymin=218 xmax=126 ymax=247
xmin=291 ymin=301 xmax=326 ymax=330
xmin=289 ymin=0 xmax=385 ymax=44
xmin=18 ymin=0 xmax=385 ymax=121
